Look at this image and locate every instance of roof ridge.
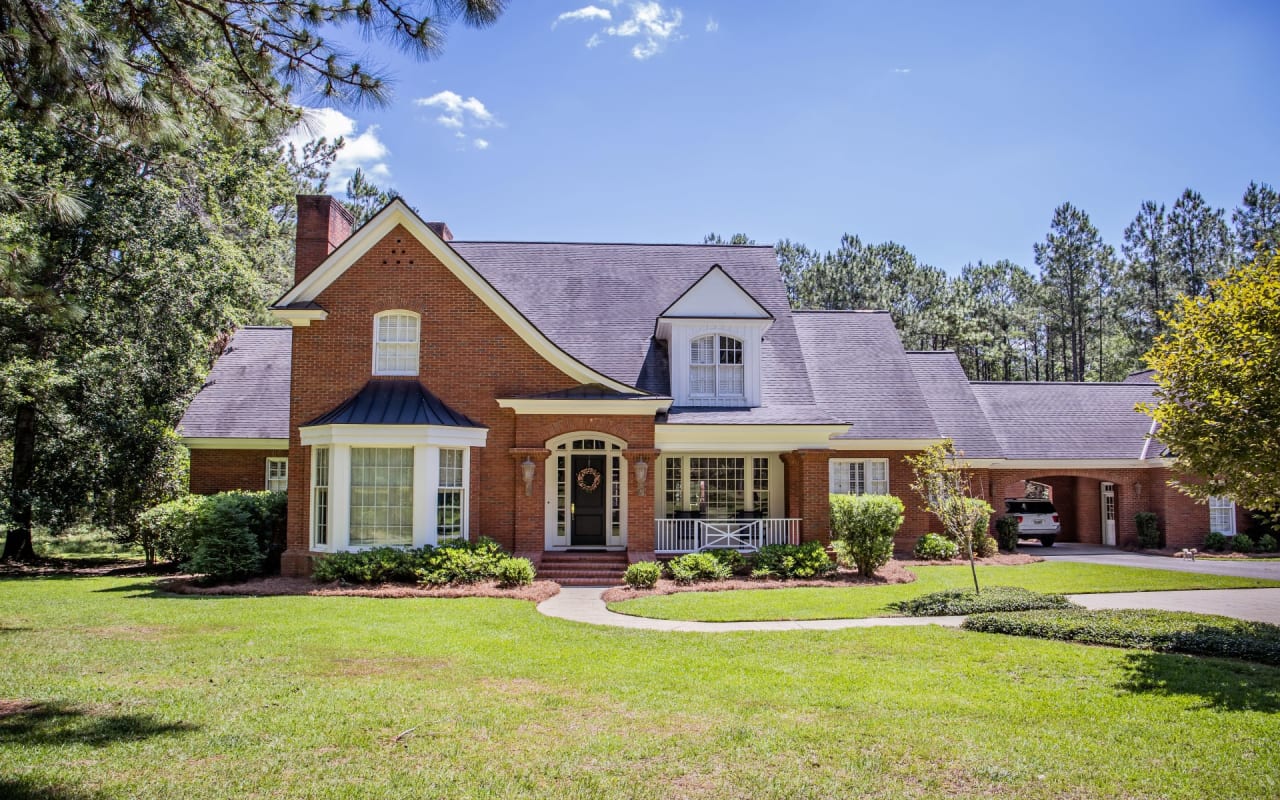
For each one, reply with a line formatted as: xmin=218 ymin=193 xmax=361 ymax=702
xmin=904 ymin=350 xmax=956 ymax=355
xmin=791 ymin=309 xmax=891 ymax=315
xmin=971 ymin=380 xmax=1153 ymax=387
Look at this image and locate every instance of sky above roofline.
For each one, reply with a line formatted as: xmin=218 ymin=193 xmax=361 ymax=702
xmin=289 ymin=1 xmax=1280 ymax=275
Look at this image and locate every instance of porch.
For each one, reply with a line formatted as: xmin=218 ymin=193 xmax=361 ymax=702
xmin=655 ymin=517 xmax=801 ymax=554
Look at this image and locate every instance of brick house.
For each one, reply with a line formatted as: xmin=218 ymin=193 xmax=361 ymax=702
xmin=179 ymin=195 xmax=1246 ymax=579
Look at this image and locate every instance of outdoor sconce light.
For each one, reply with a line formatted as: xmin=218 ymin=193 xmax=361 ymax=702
xmin=521 ymin=457 xmax=536 ymax=496
xmin=1133 ymin=481 xmax=1142 ymax=499
xmin=633 ymin=458 xmax=649 ymax=496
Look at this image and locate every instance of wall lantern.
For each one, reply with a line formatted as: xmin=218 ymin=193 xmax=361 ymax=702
xmin=521 ymin=457 xmax=536 ymax=496
xmin=633 ymin=458 xmax=649 ymax=496
xmin=1132 ymin=481 xmax=1142 ymax=499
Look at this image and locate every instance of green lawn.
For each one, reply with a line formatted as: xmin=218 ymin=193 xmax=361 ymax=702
xmin=2 ymin=577 xmax=1280 ymax=799
xmin=607 ymin=562 xmax=1280 ymax=622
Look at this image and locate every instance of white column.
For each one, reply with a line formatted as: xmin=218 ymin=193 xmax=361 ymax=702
xmin=331 ymin=445 xmax=352 ymax=550
xmin=413 ymin=445 xmax=435 ymax=548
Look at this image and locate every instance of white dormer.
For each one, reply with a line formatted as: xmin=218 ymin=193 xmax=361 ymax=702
xmin=656 ymin=265 xmax=774 ymax=407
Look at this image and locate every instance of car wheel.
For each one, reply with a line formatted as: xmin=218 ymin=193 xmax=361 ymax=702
xmin=1039 ymin=536 xmax=1055 ymax=547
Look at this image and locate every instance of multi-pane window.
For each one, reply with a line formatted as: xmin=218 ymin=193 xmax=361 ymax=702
xmin=690 ymin=334 xmax=745 ymax=399
xmin=829 ymin=459 xmax=890 ymax=496
xmin=349 ymin=448 xmax=414 ymax=547
xmin=610 ymin=454 xmax=622 ymax=537
xmin=266 ymin=457 xmax=288 ymax=492
xmin=663 ymin=455 xmax=773 ymax=517
xmin=689 ymin=457 xmax=746 ymax=517
xmin=437 ymin=448 xmax=465 ymax=543
xmin=753 ymin=457 xmax=770 ymax=517
xmin=664 ymin=457 xmax=683 ymax=516
xmin=312 ymin=448 xmax=329 ymax=547
xmin=1209 ymin=496 xmax=1236 ymax=536
xmin=373 ymin=311 xmax=419 ymax=375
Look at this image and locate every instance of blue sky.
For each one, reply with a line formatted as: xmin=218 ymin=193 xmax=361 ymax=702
xmin=293 ymin=1 xmax=1280 ymax=274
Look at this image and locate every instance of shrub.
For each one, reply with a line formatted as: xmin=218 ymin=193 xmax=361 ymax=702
xmin=829 ymin=494 xmax=903 ymax=578
xmin=962 ymin=608 xmax=1280 ymax=667
xmin=891 ymin=586 xmax=1077 ymax=616
xmin=1231 ymin=533 xmax=1255 ymax=554
xmin=185 ymin=493 xmax=264 ymax=582
xmin=1204 ymin=530 xmax=1228 ymax=552
xmin=708 ymin=548 xmax=749 ymax=575
xmin=961 ymin=498 xmax=994 ymax=556
xmin=750 ymin=542 xmax=835 ymax=579
xmin=128 ymin=495 xmax=205 ymax=565
xmin=667 ymin=552 xmax=731 ymax=584
xmin=1135 ymin=512 xmax=1162 ymax=549
xmin=994 ymin=515 xmax=1020 ymax=552
xmin=975 ymin=535 xmax=999 ymax=559
xmin=1257 ymin=534 xmax=1279 ymax=553
xmin=495 ymin=557 xmax=536 ymax=587
xmin=313 ymin=547 xmax=425 ymax=584
xmin=624 ymin=561 xmax=662 ymax=589
xmin=417 ymin=537 xmax=508 ymax=585
xmin=913 ymin=533 xmax=958 ymax=561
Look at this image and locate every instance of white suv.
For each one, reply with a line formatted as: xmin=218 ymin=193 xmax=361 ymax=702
xmin=1004 ymin=498 xmax=1061 ymax=547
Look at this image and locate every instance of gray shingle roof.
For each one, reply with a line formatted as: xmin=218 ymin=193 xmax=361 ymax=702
xmin=969 ymin=382 xmax=1157 ymax=460
xmin=452 ymin=242 xmax=817 ymax=407
xmin=513 ymin=383 xmax=659 ymax=401
xmin=792 ymin=311 xmax=939 ymax=439
xmin=304 ymin=380 xmax=482 ymax=427
xmin=906 ymin=352 xmax=1004 ymax=457
xmin=179 ymin=327 xmax=291 ymax=440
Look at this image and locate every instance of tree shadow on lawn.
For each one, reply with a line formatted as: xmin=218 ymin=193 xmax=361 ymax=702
xmin=91 ymin=581 xmax=229 ymax=600
xmin=1115 ymin=651 xmax=1280 ymax=712
xmin=0 ymin=777 xmax=112 ymax=800
xmin=0 ymin=700 xmax=197 ymax=747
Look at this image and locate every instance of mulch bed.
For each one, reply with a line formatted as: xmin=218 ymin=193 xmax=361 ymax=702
xmin=0 ymin=558 xmax=169 ymax=578
xmin=158 ymin=575 xmax=561 ymax=603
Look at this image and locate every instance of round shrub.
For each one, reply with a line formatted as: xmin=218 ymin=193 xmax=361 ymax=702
xmin=994 ymin=515 xmax=1020 ymax=552
xmin=185 ymin=494 xmax=264 ymax=582
xmin=975 ymin=535 xmax=999 ymax=559
xmin=416 ymin=538 xmax=508 ymax=585
xmin=313 ymin=547 xmax=424 ymax=584
xmin=495 ymin=557 xmax=536 ymax=587
xmin=913 ymin=533 xmax=959 ymax=561
xmin=1135 ymin=512 xmax=1161 ymax=549
xmin=1203 ymin=530 xmax=1228 ymax=552
xmin=1231 ymin=533 xmax=1255 ymax=554
xmin=829 ymin=494 xmax=904 ymax=578
xmin=624 ymin=561 xmax=662 ymax=589
xmin=750 ymin=542 xmax=835 ymax=579
xmin=708 ymin=548 xmax=749 ymax=575
xmin=667 ymin=552 xmax=731 ymax=584
xmin=1257 ymin=533 xmax=1279 ymax=553
xmin=891 ymin=586 xmax=1078 ymax=617
xmin=128 ymin=495 xmax=205 ymax=565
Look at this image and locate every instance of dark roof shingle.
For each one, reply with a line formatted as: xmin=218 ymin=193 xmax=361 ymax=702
xmin=178 ymin=327 xmax=291 ymax=440
xmin=969 ymin=382 xmax=1157 ymax=460
xmin=304 ymin=380 xmax=482 ymax=428
xmin=906 ymin=352 xmax=1004 ymax=457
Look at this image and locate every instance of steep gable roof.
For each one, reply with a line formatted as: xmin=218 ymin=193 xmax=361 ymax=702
xmin=906 ymin=352 xmax=1004 ymax=457
xmin=179 ymin=327 xmax=290 ymax=440
xmin=969 ymin=382 xmax=1157 ymax=460
xmin=792 ymin=311 xmax=939 ymax=440
xmin=658 ymin=264 xmax=774 ymax=320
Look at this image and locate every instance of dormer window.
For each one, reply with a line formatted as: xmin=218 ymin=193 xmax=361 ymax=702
xmin=373 ymin=311 xmax=420 ymax=375
xmin=690 ymin=334 xmax=744 ymax=399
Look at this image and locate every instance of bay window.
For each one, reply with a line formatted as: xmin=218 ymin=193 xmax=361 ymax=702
xmin=349 ymin=448 xmax=414 ymax=547
xmin=437 ymin=448 xmax=465 ymax=543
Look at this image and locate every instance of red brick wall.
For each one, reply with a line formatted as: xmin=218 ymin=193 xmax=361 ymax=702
xmin=282 ymin=224 xmax=648 ymax=575
xmin=786 ymin=450 xmax=932 ymax=552
xmin=189 ymin=449 xmax=287 ymax=495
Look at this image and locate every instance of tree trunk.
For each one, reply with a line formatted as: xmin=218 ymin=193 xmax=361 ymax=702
xmin=3 ymin=402 xmax=39 ymax=561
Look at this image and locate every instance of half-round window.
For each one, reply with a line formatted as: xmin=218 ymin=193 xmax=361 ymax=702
xmin=373 ymin=311 xmax=420 ymax=376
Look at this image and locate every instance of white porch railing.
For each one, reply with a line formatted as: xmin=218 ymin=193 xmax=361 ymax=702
xmin=655 ymin=518 xmax=801 ymax=553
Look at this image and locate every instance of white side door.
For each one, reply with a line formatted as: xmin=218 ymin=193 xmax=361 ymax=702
xmin=1100 ymin=482 xmax=1117 ymax=546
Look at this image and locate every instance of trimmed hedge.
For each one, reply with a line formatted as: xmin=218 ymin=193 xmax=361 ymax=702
xmin=495 ymin=557 xmax=536 ymax=587
xmin=624 ymin=561 xmax=662 ymax=589
xmin=890 ymin=586 xmax=1077 ymax=617
xmin=1204 ymin=531 xmax=1228 ymax=552
xmin=963 ymin=609 xmax=1280 ymax=666
xmin=913 ymin=533 xmax=959 ymax=561
xmin=829 ymin=493 xmax=903 ymax=578
xmin=311 ymin=537 xmax=513 ymax=586
xmin=1135 ymin=512 xmax=1162 ymax=549
xmin=750 ymin=542 xmax=835 ymax=579
xmin=994 ymin=515 xmax=1020 ymax=552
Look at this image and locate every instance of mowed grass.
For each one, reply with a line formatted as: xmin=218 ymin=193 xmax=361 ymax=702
xmin=607 ymin=561 xmax=1280 ymax=622
xmin=2 ymin=577 xmax=1280 ymax=799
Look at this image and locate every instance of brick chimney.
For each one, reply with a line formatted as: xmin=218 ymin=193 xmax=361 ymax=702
xmin=295 ymin=195 xmax=355 ymax=283
xmin=426 ymin=221 xmax=453 ymax=242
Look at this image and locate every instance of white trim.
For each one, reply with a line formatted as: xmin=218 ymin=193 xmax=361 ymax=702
xmin=656 ymin=424 xmax=850 ymax=452
xmin=656 ymin=452 xmax=784 ymax=520
xmin=829 ymin=458 xmax=891 ymax=496
xmin=657 ymin=265 xmax=774 ymax=322
xmin=274 ymin=199 xmax=638 ymax=393
xmin=299 ymin=424 xmax=488 ymax=448
xmin=269 ymin=307 xmax=328 ymax=326
xmin=372 ymin=310 xmax=421 ymax=376
xmin=182 ymin=437 xmax=289 ymax=450
xmin=543 ymin=432 xmax=628 ymax=551
xmin=496 ymin=397 xmax=672 ymax=416
xmin=1208 ymin=495 xmax=1237 ymax=536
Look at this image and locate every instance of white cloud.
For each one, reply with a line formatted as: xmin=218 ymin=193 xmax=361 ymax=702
xmin=893 ymin=67 xmax=912 ymax=74
xmin=473 ymin=138 xmax=490 ymax=150
xmin=414 ymin=90 xmax=496 ymax=129
xmin=554 ymin=1 xmax=684 ymax=60
xmin=282 ymin=107 xmax=391 ymax=185
xmin=705 ymin=17 xmax=718 ymax=33
xmin=553 ymin=5 xmax=612 ymax=27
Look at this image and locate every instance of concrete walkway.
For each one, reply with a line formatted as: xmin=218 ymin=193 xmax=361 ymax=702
xmin=536 ymin=585 xmax=1280 ymax=632
xmin=1034 ymin=542 xmax=1280 ymax=580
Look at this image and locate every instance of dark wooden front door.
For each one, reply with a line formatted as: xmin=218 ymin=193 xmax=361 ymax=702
xmin=571 ymin=454 xmax=607 ymax=546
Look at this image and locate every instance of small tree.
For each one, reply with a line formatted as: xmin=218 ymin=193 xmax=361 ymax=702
xmin=908 ymin=440 xmax=990 ymax=593
xmin=829 ymin=494 xmax=904 ymax=578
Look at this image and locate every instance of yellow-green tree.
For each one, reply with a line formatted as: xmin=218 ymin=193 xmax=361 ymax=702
xmin=1143 ymin=252 xmax=1280 ymax=517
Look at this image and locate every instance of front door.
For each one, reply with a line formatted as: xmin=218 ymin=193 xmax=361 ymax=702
xmin=571 ymin=454 xmax=607 ymax=546
xmin=1101 ymin=482 xmax=1117 ymax=546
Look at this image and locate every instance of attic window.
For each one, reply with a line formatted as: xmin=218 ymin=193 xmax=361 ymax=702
xmin=690 ymin=334 xmax=744 ymax=399
xmin=373 ymin=311 xmax=420 ymax=376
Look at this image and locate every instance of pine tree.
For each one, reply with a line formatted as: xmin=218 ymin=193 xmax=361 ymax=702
xmin=1233 ymin=181 xmax=1280 ymax=261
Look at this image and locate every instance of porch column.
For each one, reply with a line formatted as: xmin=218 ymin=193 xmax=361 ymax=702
xmin=623 ymin=447 xmax=661 ymax=561
xmin=509 ymin=448 xmax=550 ymax=562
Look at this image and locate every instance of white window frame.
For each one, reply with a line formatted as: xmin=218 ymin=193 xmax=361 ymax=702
xmin=657 ymin=453 xmax=781 ymax=519
xmin=829 ymin=458 xmax=890 ymax=496
xmin=311 ymin=447 xmax=330 ymax=548
xmin=1208 ymin=495 xmax=1236 ymax=536
xmin=689 ymin=333 xmax=745 ymax=401
xmin=265 ymin=457 xmax=288 ymax=492
xmin=372 ymin=310 xmax=421 ymax=376
xmin=436 ymin=448 xmax=467 ymax=544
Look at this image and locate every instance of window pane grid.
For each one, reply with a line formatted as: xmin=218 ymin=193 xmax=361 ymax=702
xmin=267 ymin=458 xmax=288 ymax=492
xmin=689 ymin=457 xmax=746 ymax=517
xmin=1209 ymin=496 xmax=1234 ymax=535
xmin=610 ymin=455 xmax=622 ymax=536
xmin=752 ymin=457 xmax=769 ymax=516
xmin=349 ymin=448 xmax=414 ymax=547
xmin=375 ymin=313 xmax=419 ymax=374
xmin=312 ymin=448 xmax=329 ymax=546
xmin=556 ymin=455 xmax=567 ymax=536
xmin=437 ymin=449 xmax=466 ymax=542
xmin=830 ymin=459 xmax=889 ymax=496
xmin=690 ymin=334 xmax=745 ymax=399
xmin=664 ymin=457 xmax=683 ymax=515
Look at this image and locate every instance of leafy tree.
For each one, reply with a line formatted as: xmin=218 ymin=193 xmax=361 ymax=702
xmin=344 ymin=167 xmax=400 ymax=225
xmin=953 ymin=260 xmax=1038 ymax=380
xmin=1143 ymin=252 xmax=1280 ymax=518
xmin=1233 ymin=181 xmax=1280 ymax=261
xmin=908 ymin=440 xmax=989 ymax=592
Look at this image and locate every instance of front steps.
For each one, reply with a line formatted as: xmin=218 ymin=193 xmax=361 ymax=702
xmin=538 ymin=551 xmax=629 ymax=586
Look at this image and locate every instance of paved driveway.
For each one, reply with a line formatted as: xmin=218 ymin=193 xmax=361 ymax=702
xmin=1069 ymin=589 xmax=1280 ymax=625
xmin=1031 ymin=542 xmax=1280 ymax=580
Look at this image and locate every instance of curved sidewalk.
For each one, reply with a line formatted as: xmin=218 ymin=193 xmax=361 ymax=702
xmin=536 ymin=586 xmax=1280 ymax=632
